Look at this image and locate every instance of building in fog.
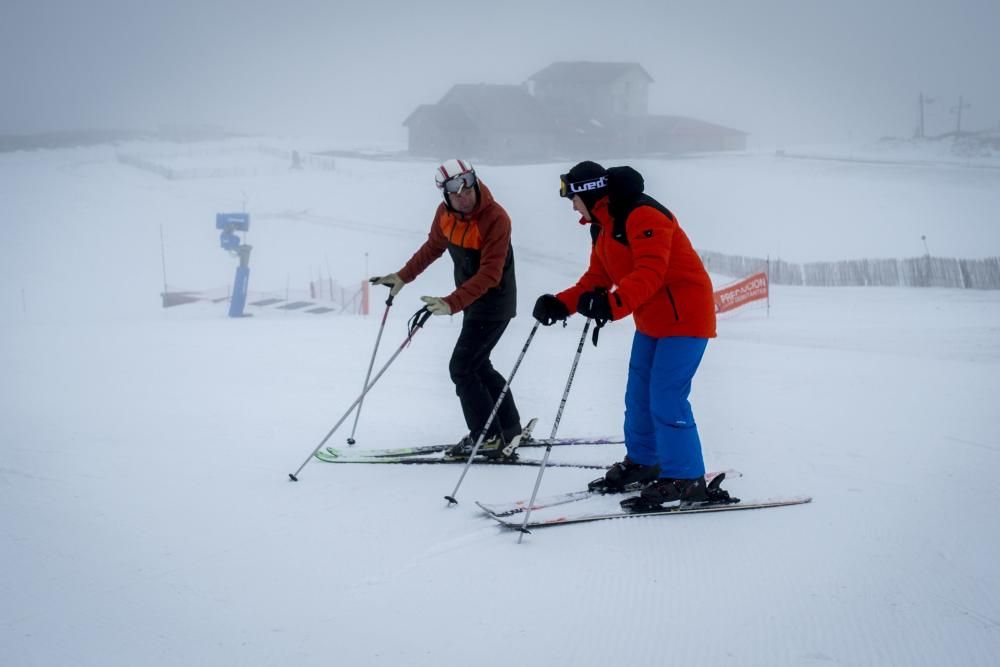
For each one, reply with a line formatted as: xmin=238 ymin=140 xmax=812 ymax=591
xmin=403 ymin=84 xmax=556 ymax=163
xmin=404 ymin=61 xmax=747 ymax=162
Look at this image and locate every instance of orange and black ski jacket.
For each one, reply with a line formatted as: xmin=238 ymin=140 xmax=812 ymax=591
xmin=555 ymin=168 xmax=716 ymax=339
xmin=397 ymin=181 xmax=517 ymax=320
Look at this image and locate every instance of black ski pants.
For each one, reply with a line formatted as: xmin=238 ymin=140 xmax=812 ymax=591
xmin=449 ymin=318 xmax=522 ymax=442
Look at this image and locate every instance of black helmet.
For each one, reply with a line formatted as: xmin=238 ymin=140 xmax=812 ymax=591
xmin=559 ymin=161 xmax=608 ymax=212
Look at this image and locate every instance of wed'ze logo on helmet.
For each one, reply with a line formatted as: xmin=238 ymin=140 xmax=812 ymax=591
xmin=560 ymin=174 xmax=608 ymax=198
xmin=571 ymin=176 xmax=607 ymax=193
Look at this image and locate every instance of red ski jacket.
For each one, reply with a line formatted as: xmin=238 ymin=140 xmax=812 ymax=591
xmin=397 ymin=181 xmax=516 ymax=320
xmin=556 ymin=196 xmax=716 ymax=339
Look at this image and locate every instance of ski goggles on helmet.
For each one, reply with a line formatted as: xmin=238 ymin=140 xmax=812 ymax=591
xmin=559 ymin=173 xmax=571 ymax=198
xmin=439 ymin=171 xmax=477 ymax=194
xmin=559 ymin=173 xmax=608 ymax=198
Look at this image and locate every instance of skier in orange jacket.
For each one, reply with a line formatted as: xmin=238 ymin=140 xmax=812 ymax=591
xmin=371 ymin=159 xmax=522 ymax=458
xmin=532 ymin=161 xmax=720 ymax=511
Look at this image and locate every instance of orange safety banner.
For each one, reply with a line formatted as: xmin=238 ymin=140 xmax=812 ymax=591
xmin=714 ymin=272 xmax=768 ymax=313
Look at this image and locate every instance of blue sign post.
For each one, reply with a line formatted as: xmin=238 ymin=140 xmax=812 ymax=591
xmin=216 ymin=213 xmax=252 ymax=317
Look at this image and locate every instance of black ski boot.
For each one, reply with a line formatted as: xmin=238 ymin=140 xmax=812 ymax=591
xmin=445 ymin=435 xmax=475 ymax=459
xmin=446 ymin=433 xmax=516 ymax=461
xmin=478 ymin=433 xmax=515 ymax=460
xmin=588 ymin=457 xmax=660 ymax=493
xmin=620 ymin=476 xmax=709 ymax=513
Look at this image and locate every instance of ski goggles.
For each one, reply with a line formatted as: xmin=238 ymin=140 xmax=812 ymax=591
xmin=559 ymin=173 xmax=607 ymax=198
xmin=439 ymin=171 xmax=477 ymax=194
xmin=559 ymin=173 xmax=572 ymax=198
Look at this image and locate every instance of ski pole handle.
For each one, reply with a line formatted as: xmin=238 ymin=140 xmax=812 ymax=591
xmin=369 ymin=276 xmax=397 ymax=306
xmin=408 ymin=306 xmax=431 ymax=336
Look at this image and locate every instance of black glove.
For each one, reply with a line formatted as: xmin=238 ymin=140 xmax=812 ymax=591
xmin=532 ymin=294 xmax=569 ymax=326
xmin=576 ymin=290 xmax=613 ymax=322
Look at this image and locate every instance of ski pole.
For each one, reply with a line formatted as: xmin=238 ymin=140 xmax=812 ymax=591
xmin=516 ymin=318 xmax=592 ymax=542
xmin=346 ymin=290 xmax=394 ymax=445
xmin=444 ymin=321 xmax=540 ymax=505
xmin=289 ymin=306 xmax=432 ymax=481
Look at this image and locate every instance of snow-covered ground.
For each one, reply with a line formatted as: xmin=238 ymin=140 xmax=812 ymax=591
xmin=2 ymin=141 xmax=999 ymax=666
xmin=780 ymin=134 xmax=1000 ymax=168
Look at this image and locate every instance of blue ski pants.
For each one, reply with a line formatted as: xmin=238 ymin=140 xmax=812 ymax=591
xmin=623 ymin=333 xmax=708 ymax=479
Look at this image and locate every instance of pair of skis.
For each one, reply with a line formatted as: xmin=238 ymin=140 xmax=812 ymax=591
xmin=476 ymin=470 xmax=812 ymax=529
xmin=313 ymin=429 xmax=812 ymax=529
xmin=314 ymin=418 xmax=619 ymax=470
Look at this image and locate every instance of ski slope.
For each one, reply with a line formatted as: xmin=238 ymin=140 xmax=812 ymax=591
xmin=2 ymin=140 xmax=999 ymax=666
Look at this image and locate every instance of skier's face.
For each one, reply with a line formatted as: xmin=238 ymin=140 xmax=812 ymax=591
xmin=572 ymin=195 xmax=591 ymax=221
xmin=449 ymin=185 xmax=477 ymax=214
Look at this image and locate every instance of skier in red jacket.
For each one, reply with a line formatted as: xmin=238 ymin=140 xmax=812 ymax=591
xmin=371 ymin=159 xmax=522 ymax=459
xmin=532 ymin=161 xmax=720 ymax=511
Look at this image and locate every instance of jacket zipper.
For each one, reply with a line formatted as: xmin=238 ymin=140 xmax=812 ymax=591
xmin=665 ymin=286 xmax=680 ymax=321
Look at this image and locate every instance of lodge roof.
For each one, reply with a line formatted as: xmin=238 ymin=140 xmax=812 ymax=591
xmin=404 ymin=84 xmax=555 ymax=132
xmin=527 ymin=61 xmax=654 ymax=84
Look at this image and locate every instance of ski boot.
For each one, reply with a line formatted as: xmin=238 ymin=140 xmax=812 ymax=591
xmin=620 ymin=472 xmax=739 ymax=513
xmin=478 ymin=433 xmax=517 ymax=460
xmin=588 ymin=456 xmax=660 ymax=493
xmin=445 ymin=433 xmax=517 ymax=461
xmin=620 ymin=476 xmax=707 ymax=513
xmin=445 ymin=434 xmax=475 ymax=459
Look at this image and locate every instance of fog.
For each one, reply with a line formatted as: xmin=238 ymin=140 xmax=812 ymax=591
xmin=2 ymin=0 xmax=998 ymax=147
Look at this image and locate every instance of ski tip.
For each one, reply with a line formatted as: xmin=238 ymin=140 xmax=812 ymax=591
xmin=288 ymin=473 xmax=299 ymax=482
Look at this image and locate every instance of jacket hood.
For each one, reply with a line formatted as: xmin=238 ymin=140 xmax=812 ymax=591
xmin=606 ymin=166 xmax=645 ymax=223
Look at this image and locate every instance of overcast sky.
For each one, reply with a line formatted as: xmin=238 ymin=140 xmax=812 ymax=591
xmin=2 ymin=0 xmax=997 ymax=147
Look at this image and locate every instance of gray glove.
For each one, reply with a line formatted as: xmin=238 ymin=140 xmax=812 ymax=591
xmin=420 ymin=296 xmax=452 ymax=316
xmin=370 ymin=272 xmax=405 ymax=296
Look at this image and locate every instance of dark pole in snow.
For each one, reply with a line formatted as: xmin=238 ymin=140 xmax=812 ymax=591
xmin=346 ymin=288 xmax=395 ymax=445
xmin=288 ymin=307 xmax=432 ymax=481
xmin=444 ymin=321 xmax=540 ymax=505
xmin=516 ymin=318 xmax=592 ymax=542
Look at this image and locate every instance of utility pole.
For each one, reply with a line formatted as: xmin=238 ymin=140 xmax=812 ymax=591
xmin=920 ymin=235 xmax=934 ymax=287
xmin=160 ymin=224 xmax=169 ymax=296
xmin=951 ymin=95 xmax=971 ymax=136
xmin=917 ymin=92 xmax=935 ymax=138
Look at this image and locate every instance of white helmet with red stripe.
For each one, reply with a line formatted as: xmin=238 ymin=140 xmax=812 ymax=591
xmin=435 ymin=158 xmax=477 ymax=194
